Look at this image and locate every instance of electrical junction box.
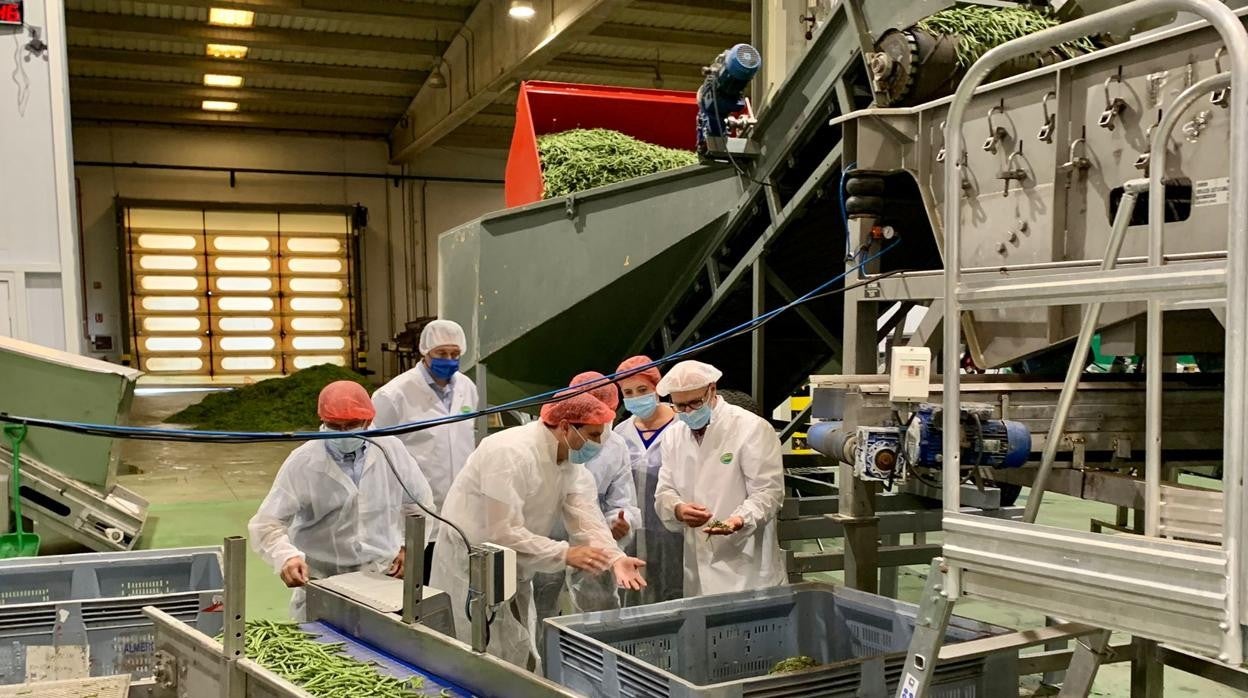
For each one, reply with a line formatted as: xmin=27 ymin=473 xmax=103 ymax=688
xmin=477 ymin=543 xmax=518 ymax=605
xmin=889 ymin=346 xmax=931 ymax=403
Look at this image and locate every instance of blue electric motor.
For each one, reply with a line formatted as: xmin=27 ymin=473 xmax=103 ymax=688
xmin=909 ymin=404 xmax=1031 ymax=469
xmin=696 ymin=43 xmax=762 ymax=153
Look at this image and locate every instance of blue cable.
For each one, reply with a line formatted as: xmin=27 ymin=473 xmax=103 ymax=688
xmin=0 ymin=240 xmax=899 ymax=443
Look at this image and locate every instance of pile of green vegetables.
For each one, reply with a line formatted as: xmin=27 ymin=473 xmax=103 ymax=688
xmin=226 ymin=621 xmax=452 ymax=698
xmin=917 ymin=6 xmax=1095 ymax=69
xmin=769 ymin=656 xmax=820 ymax=674
xmin=167 ymin=364 xmax=373 ymax=432
xmin=537 ymin=128 xmax=698 ymax=199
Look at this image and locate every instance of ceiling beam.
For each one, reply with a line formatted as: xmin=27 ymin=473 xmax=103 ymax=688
xmin=66 ymin=11 xmax=441 ymax=59
xmin=544 ymin=56 xmax=706 ymax=87
xmin=388 ymin=0 xmax=633 ymax=163
xmin=69 ymin=48 xmax=425 ymax=87
xmin=589 ymin=23 xmax=745 ymax=52
xmin=112 ymin=0 xmax=469 ymax=30
xmin=72 ymin=102 xmax=392 ymax=135
xmin=68 ymin=77 xmax=411 ymax=112
xmin=626 ymin=0 xmax=751 ymax=19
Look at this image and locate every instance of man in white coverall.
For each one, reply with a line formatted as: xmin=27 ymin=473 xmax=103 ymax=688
xmin=653 ymin=360 xmax=787 ymax=596
xmin=429 ymin=390 xmax=647 ymax=673
xmin=373 ymin=319 xmax=477 ymax=584
xmin=248 ymin=381 xmax=436 ymax=620
xmin=533 ymin=372 xmax=641 ymax=638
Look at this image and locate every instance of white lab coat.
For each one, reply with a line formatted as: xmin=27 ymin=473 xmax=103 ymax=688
xmin=248 ymin=438 xmax=435 ymax=620
xmin=654 ymin=397 xmax=787 ymax=596
xmin=615 ymin=416 xmax=685 ymax=606
xmin=372 ymin=366 xmax=477 ymax=541
xmin=429 ymin=421 xmax=625 ymax=672
xmin=533 ymin=431 xmax=640 ymax=628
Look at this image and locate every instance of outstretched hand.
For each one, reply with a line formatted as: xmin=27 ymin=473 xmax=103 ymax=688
xmin=613 ymin=557 xmax=648 ymax=591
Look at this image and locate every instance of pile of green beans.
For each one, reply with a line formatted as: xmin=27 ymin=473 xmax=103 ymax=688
xmin=222 ymin=620 xmax=451 ymax=698
xmin=916 ymin=6 xmax=1096 ymax=69
xmin=537 ymin=128 xmax=698 ymax=200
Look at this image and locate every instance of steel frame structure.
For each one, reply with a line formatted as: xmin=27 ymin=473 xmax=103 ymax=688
xmin=893 ymin=2 xmax=1248 ymax=696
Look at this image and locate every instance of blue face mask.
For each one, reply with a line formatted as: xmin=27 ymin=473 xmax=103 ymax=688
xmin=567 ymin=427 xmax=603 ymax=464
xmin=623 ymin=394 xmax=659 ymax=419
xmin=678 ymin=403 xmax=713 ymax=430
xmin=428 ymin=357 xmax=459 ymax=381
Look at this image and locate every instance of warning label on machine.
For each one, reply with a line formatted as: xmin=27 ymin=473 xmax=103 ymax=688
xmin=1194 ymin=177 xmax=1230 ymax=207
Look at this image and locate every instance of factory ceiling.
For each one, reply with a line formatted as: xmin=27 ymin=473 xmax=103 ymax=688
xmin=65 ymin=0 xmax=750 ymax=158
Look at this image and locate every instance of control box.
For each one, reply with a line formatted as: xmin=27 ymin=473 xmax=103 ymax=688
xmin=889 ymin=347 xmax=932 ymax=403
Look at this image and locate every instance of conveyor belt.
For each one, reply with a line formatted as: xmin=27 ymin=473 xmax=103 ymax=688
xmin=300 ymin=621 xmax=474 ymax=697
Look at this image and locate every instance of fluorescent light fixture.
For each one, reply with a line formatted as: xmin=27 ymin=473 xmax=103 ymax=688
xmin=209 ymin=8 xmax=255 ymax=27
xmin=203 ymin=73 xmax=244 ymax=88
xmin=202 ymin=100 xmax=240 ymax=112
xmin=508 ymin=0 xmax=535 ymax=19
xmin=206 ymin=43 xmax=248 ymax=59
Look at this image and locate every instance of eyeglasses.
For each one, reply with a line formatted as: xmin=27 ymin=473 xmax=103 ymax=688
xmin=672 ymin=387 xmax=712 ymax=413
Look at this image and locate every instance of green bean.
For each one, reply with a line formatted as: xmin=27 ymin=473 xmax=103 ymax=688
xmin=916 ymin=7 xmax=1096 ymax=70
xmin=537 ymin=129 xmax=698 ymax=200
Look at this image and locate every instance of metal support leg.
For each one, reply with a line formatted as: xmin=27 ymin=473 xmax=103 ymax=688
xmin=1043 ymin=616 xmax=1070 ymax=689
xmin=222 ymin=536 xmax=247 ymax=698
xmin=895 ymin=558 xmax=954 ymax=698
xmin=467 ymin=548 xmax=489 ymax=654
xmin=402 ymin=514 xmax=425 ymax=625
xmin=838 ymin=467 xmax=879 ymax=593
xmin=1130 ymin=638 xmax=1164 ymax=698
xmin=879 ymin=533 xmax=899 ymax=598
xmin=1057 ymin=629 xmax=1113 ymax=698
xmin=474 ymin=362 xmax=488 ymax=445
xmin=752 ymin=260 xmax=765 ymax=406
xmin=1024 ymin=182 xmax=1146 ymax=523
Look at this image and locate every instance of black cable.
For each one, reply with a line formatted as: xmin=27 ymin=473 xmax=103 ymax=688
xmin=358 ymin=436 xmax=472 ymax=560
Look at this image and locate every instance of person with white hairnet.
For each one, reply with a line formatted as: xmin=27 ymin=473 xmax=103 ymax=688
xmin=249 ymin=381 xmax=435 ymax=621
xmin=653 ymin=360 xmax=787 ymax=596
xmin=372 ymin=319 xmax=477 ymax=584
xmin=533 ymin=372 xmax=641 ymax=648
xmin=613 ymin=355 xmax=684 ymax=606
xmin=429 ymin=390 xmax=648 ymax=673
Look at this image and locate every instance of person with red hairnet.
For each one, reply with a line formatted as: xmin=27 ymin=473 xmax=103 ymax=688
xmin=248 ymin=380 xmax=435 ymax=621
xmin=613 ymin=355 xmax=685 ymax=606
xmin=429 ymin=389 xmax=647 ymax=673
xmin=532 ymin=372 xmax=641 ymax=650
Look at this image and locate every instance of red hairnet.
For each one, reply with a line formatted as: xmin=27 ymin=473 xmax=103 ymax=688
xmin=317 ymin=381 xmax=376 ymax=423
xmin=540 ymin=390 xmax=616 ymax=426
xmin=570 ymin=371 xmax=620 ymax=411
xmin=616 ymin=355 xmax=662 ymax=388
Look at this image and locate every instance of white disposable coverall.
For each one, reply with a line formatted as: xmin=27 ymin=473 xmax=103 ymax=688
xmin=533 ymin=430 xmax=640 ymax=628
xmin=655 ymin=397 xmax=787 ymax=596
xmin=615 ymin=416 xmax=685 ymax=606
xmin=372 ymin=366 xmax=477 ymax=540
xmin=429 ymin=421 xmax=624 ymax=672
xmin=248 ymin=437 xmax=435 ymax=620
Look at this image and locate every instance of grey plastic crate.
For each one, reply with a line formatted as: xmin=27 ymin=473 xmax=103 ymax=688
xmin=545 ymin=582 xmax=1018 ymax=698
xmin=0 ymin=547 xmax=223 ymax=684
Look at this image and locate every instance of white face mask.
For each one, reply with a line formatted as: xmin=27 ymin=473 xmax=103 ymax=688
xmin=320 ymin=424 xmax=363 ymax=455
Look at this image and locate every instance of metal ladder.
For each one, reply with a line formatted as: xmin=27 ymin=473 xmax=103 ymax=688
xmin=896 ymin=2 xmax=1248 ymax=696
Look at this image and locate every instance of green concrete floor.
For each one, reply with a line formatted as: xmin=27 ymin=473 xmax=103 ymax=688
xmin=118 ymin=390 xmax=1243 ymax=696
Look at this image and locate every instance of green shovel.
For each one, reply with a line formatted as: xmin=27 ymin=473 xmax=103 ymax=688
xmin=0 ymin=424 xmax=40 ymax=558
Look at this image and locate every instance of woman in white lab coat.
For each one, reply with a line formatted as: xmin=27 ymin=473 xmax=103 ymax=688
xmin=372 ymin=319 xmax=477 ymax=583
xmin=613 ymin=355 xmax=685 ymax=606
xmin=653 ymin=360 xmax=787 ymax=596
xmin=248 ymin=381 xmax=436 ymax=620
xmin=429 ymin=390 xmax=647 ymax=673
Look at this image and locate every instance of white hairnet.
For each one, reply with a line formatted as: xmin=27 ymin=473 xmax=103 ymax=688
xmin=655 ymin=360 xmax=722 ymax=396
xmin=420 ymin=319 xmax=466 ymax=355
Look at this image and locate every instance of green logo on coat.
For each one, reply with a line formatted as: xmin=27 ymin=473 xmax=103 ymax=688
xmin=720 ymin=452 xmax=733 ymax=464
xmin=461 ymin=406 xmax=472 ymax=413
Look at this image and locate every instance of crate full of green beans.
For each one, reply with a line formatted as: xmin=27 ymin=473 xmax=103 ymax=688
xmin=505 ymin=81 xmax=700 ymax=207
xmin=0 ymin=547 xmax=223 ymax=684
xmin=544 ymin=582 xmax=1018 ymax=698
